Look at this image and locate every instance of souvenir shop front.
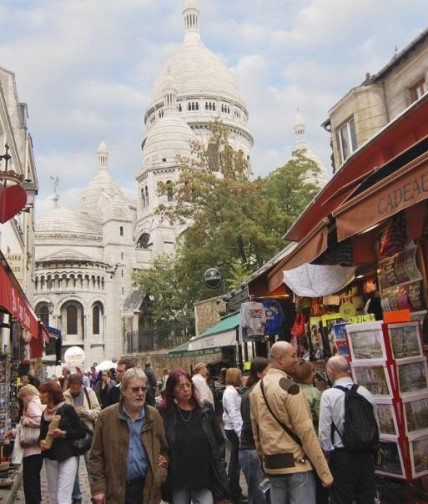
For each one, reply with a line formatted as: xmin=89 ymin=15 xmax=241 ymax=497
xmin=0 ymin=252 xmax=48 ymax=478
xmin=245 ymin=95 xmax=428 ymax=497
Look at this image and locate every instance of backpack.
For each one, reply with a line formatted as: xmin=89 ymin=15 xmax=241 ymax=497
xmin=331 ymin=384 xmax=379 ymax=452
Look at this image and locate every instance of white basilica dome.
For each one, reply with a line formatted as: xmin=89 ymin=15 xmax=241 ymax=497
xmin=36 ymin=207 xmax=102 ymax=239
xmin=149 ymin=42 xmax=244 ymax=109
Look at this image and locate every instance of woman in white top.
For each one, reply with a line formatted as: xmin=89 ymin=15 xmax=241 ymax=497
xmin=222 ymin=368 xmax=245 ymax=503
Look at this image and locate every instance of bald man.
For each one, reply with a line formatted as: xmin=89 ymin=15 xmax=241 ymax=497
xmin=250 ymin=342 xmax=332 ymax=503
xmin=319 ymin=355 xmax=377 ymax=504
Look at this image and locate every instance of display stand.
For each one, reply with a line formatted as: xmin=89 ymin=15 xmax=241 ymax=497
xmin=346 ymin=320 xmax=428 ymax=481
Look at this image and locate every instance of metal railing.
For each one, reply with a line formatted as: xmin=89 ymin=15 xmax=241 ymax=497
xmin=126 ymin=323 xmax=190 ymax=353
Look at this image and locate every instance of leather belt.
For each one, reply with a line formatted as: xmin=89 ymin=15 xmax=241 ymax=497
xmin=126 ymin=477 xmax=145 ymax=486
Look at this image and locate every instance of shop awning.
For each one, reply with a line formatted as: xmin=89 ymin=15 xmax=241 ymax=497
xmin=168 ymin=340 xmax=223 ymax=358
xmin=0 ymin=253 xmax=48 ymax=357
xmin=266 ymin=218 xmax=330 ymax=293
xmin=334 ymin=149 xmax=428 ymax=241
xmin=188 ymin=312 xmax=240 ymax=352
xmin=283 ymin=263 xmax=356 ymax=297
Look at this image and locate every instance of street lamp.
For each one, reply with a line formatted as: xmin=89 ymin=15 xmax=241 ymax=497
xmin=22 ymin=179 xmax=38 ymax=211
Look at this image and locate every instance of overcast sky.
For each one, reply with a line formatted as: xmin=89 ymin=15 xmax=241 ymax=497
xmin=0 ymin=0 xmax=426 ymax=216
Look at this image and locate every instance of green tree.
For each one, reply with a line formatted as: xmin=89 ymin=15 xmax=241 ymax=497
xmin=262 ymin=148 xmax=323 ymax=231
xmin=131 ymin=255 xmax=194 ymax=328
xmin=156 ymin=120 xmax=286 ymax=302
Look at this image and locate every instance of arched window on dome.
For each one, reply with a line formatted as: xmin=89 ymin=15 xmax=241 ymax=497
xmin=207 ymin=142 xmax=219 ymax=172
xmin=141 ymin=188 xmax=146 ymax=209
xmin=145 ymin=186 xmax=149 ymax=206
xmin=35 ymin=302 xmax=50 ymax=327
xmin=205 ymin=102 xmax=208 ymax=110
xmin=67 ymin=305 xmax=78 ymax=335
xmin=196 ymin=102 xmax=199 ymax=111
xmin=166 ymin=180 xmax=173 ymax=202
xmin=213 ymin=103 xmax=216 ymax=111
xmin=120 ymin=226 xmax=124 ymax=236
xmin=178 ymin=104 xmax=182 ymax=112
xmin=188 ymin=103 xmax=191 ymax=111
xmin=137 ymin=233 xmax=151 ymax=249
xmin=191 ymin=103 xmax=195 ymax=111
xmin=92 ymin=305 xmax=100 ymax=335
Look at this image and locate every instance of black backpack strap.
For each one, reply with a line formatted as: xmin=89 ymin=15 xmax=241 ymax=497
xmin=330 ymin=385 xmax=349 ymax=445
xmin=84 ymin=386 xmax=92 ymax=409
xmin=260 ymin=379 xmax=302 ymax=447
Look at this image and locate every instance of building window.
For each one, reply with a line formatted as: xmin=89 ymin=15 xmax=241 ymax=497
xmin=92 ymin=305 xmax=100 ymax=334
xmin=120 ymin=226 xmax=124 ymax=236
xmin=166 ymin=180 xmax=173 ymax=202
xmin=141 ymin=188 xmax=145 ymax=208
xmin=338 ymin=118 xmax=357 ymax=163
xmin=67 ymin=305 xmax=78 ymax=335
xmin=137 ymin=233 xmax=150 ymax=249
xmin=145 ymin=186 xmax=149 ymax=206
xmin=36 ymin=303 xmax=49 ymax=326
xmin=409 ymin=78 xmax=425 ymax=103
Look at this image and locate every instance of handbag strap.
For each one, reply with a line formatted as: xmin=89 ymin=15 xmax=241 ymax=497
xmin=260 ymin=379 xmax=302 ymax=447
xmin=83 ymin=387 xmax=92 ymax=409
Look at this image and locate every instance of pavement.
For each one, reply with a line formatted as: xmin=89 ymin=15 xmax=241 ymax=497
xmin=14 ymin=442 xmax=247 ymax=503
xmin=14 ymin=458 xmax=91 ymax=503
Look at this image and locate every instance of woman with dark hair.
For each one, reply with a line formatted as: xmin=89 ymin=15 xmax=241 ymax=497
xmin=94 ymin=370 xmax=114 ymax=409
xmin=239 ymin=358 xmax=270 ymax=504
xmin=39 ymin=380 xmax=86 ymax=504
xmin=158 ymin=369 xmax=228 ymax=504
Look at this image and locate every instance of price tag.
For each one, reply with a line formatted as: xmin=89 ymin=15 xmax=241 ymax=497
xmin=350 ymin=313 xmax=376 ymax=324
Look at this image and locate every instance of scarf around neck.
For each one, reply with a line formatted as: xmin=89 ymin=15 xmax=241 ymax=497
xmin=43 ymin=400 xmax=66 ymax=422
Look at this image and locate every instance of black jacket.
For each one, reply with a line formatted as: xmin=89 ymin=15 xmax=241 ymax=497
xmin=40 ymin=403 xmax=86 ymax=462
xmin=160 ymin=401 xmax=228 ymax=501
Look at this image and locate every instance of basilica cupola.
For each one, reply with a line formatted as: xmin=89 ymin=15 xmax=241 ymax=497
xmin=97 ymin=141 xmax=109 ymax=170
xmin=183 ymin=0 xmax=200 ymax=43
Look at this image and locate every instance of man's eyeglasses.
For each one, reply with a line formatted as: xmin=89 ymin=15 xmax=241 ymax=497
xmin=130 ymin=386 xmax=148 ymax=393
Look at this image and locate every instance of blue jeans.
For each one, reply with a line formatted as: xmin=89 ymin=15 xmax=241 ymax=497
xmin=239 ymin=449 xmax=267 ymax=504
xmin=172 ymin=487 xmax=213 ymax=504
xmin=269 ymin=471 xmax=315 ymax=504
xmin=72 ymin=451 xmax=91 ymax=500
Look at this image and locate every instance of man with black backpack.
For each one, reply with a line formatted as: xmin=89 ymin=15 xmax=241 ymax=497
xmin=319 ymin=355 xmax=379 ymax=504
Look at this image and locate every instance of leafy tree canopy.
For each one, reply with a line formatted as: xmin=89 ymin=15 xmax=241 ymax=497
xmin=134 ymin=122 xmax=324 ymax=325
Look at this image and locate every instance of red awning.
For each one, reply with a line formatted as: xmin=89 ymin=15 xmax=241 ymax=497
xmin=0 ymin=254 xmax=47 ymax=357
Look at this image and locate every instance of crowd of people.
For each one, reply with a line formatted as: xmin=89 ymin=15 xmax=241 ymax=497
xmin=9 ymin=345 xmax=379 ymax=504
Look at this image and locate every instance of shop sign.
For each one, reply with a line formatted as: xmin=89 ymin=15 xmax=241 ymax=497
xmin=6 ymin=254 xmax=24 ymax=283
xmin=350 ymin=313 xmax=376 ymax=324
xmin=204 ymin=268 xmax=222 ymax=289
xmin=335 ymin=155 xmax=428 ymax=242
xmin=64 ymin=346 xmax=85 ymax=366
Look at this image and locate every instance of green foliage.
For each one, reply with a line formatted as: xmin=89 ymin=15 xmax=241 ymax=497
xmin=131 ymin=255 xmax=194 ymax=327
xmin=225 ymin=258 xmax=254 ymax=290
xmin=134 ymin=125 xmax=325 ymax=325
xmin=262 ymin=148 xmax=322 ymax=230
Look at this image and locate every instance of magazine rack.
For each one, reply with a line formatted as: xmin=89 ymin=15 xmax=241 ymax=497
xmin=346 ymin=320 xmax=428 ymax=480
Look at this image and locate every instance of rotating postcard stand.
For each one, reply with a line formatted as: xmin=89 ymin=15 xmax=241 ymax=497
xmin=346 ymin=320 xmax=428 ymax=480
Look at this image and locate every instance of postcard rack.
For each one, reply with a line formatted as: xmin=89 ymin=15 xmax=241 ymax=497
xmin=345 ymin=320 xmax=428 ymax=481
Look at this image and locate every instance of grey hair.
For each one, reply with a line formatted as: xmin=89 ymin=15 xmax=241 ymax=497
xmin=120 ymin=368 xmax=147 ymax=394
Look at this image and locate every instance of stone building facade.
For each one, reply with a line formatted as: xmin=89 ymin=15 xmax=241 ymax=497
xmin=325 ymin=28 xmax=428 ymax=172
